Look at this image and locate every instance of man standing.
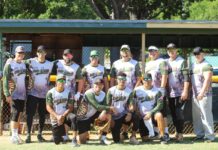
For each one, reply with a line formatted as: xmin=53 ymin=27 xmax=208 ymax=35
xmin=110 ymin=44 xmax=141 ymax=90
xmin=134 ymin=73 xmax=168 ymax=144
xmin=77 ymin=79 xmax=116 ymax=145
xmin=46 ymin=75 xmax=77 ymax=145
xmin=3 ymin=46 xmax=27 ymax=144
xmin=107 ymin=72 xmax=139 ymax=144
xmin=166 ymin=43 xmax=190 ymax=142
xmin=82 ymin=50 xmax=109 ymax=92
xmin=52 ymin=49 xmax=83 ymax=145
xmin=25 ymin=45 xmax=53 ymax=143
xmin=144 ymin=46 xmax=169 ymax=140
xmin=191 ymin=47 xmax=215 ymax=142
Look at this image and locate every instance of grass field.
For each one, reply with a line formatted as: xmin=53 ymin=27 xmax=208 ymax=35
xmin=0 ymin=133 xmax=217 ymax=150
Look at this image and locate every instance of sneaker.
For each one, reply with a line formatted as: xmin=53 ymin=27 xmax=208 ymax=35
xmin=71 ymin=138 xmax=80 ymax=147
xmin=176 ymin=133 xmax=183 ymax=142
xmin=164 ymin=133 xmax=170 ymax=141
xmin=160 ymin=135 xmax=168 ymax=144
xmin=17 ymin=136 xmax=24 ymax=144
xmin=192 ymin=136 xmax=204 ymax=141
xmin=121 ymin=132 xmax=129 ymax=140
xmin=25 ymin=135 xmax=31 ymax=143
xmin=204 ymin=137 xmax=215 ymax=143
xmin=129 ymin=136 xmax=139 ymax=145
xmin=37 ymin=134 xmax=46 ymax=143
xmin=11 ymin=136 xmax=19 ymax=144
xmin=100 ymin=136 xmax=111 ymax=145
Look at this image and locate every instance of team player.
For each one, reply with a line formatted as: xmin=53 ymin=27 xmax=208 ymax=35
xmin=134 ymin=73 xmax=168 ymax=144
xmin=25 ymin=45 xmax=53 ymax=143
xmin=52 ymin=49 xmax=83 ymax=145
xmin=110 ymin=44 xmax=141 ymax=90
xmin=166 ymin=43 xmax=189 ymax=142
xmin=3 ymin=46 xmax=27 ymax=144
xmin=77 ymin=79 xmax=116 ymax=145
xmin=191 ymin=47 xmax=215 ymax=142
xmin=107 ymin=72 xmax=139 ymax=144
xmin=46 ymin=75 xmax=77 ymax=145
xmin=144 ymin=46 xmax=169 ymax=140
xmin=82 ymin=50 xmax=109 ymax=92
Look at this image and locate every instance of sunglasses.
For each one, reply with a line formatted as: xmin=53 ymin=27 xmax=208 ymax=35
xmin=17 ymin=52 xmax=25 ymax=54
xmin=57 ymin=79 xmax=66 ymax=83
xmin=193 ymin=52 xmax=200 ymax=56
xmin=117 ymin=77 xmax=127 ymax=81
xmin=90 ymin=55 xmax=99 ymax=58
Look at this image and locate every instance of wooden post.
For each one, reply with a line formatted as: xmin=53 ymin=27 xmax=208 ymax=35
xmin=141 ymin=33 xmax=146 ymax=75
xmin=0 ymin=33 xmax=3 ymax=135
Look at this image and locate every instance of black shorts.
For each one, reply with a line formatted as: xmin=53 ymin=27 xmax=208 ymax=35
xmin=11 ymin=99 xmax=25 ymax=114
xmin=26 ymin=95 xmax=47 ymax=116
xmin=77 ymin=112 xmax=100 ymax=134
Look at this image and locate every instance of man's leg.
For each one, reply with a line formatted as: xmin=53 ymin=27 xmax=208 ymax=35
xmin=25 ymin=95 xmax=37 ymax=143
xmin=66 ymin=113 xmax=79 ymax=146
xmin=52 ymin=124 xmax=65 ymax=145
xmin=111 ymin=117 xmax=123 ymax=143
xmin=126 ymin=113 xmax=139 ymax=145
xmin=198 ymin=96 xmax=215 ymax=141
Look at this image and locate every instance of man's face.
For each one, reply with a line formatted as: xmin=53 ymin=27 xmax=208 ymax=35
xmin=37 ymin=51 xmax=46 ymax=60
xmin=56 ymin=79 xmax=65 ymax=89
xmin=90 ymin=55 xmax=99 ymax=64
xmin=148 ymin=50 xmax=159 ymax=60
xmin=167 ymin=48 xmax=177 ymax=58
xmin=117 ymin=77 xmax=126 ymax=87
xmin=120 ymin=51 xmax=130 ymax=62
xmin=194 ymin=52 xmax=204 ymax=62
xmin=93 ymin=82 xmax=104 ymax=93
xmin=63 ymin=53 xmax=73 ymax=63
xmin=143 ymin=80 xmax=152 ymax=88
xmin=15 ymin=52 xmax=25 ymax=61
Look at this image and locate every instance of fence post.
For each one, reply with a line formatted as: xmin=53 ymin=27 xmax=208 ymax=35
xmin=141 ymin=33 xmax=146 ymax=75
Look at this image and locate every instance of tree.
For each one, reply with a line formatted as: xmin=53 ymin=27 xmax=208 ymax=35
xmin=87 ymin=0 xmax=198 ymax=20
xmin=188 ymin=0 xmax=218 ymax=20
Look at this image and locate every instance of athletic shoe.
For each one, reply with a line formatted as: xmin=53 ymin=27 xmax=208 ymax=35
xmin=192 ymin=136 xmax=204 ymax=141
xmin=176 ymin=133 xmax=183 ymax=142
xmin=121 ymin=132 xmax=129 ymax=140
xmin=160 ymin=135 xmax=168 ymax=144
xmin=25 ymin=135 xmax=31 ymax=143
xmin=164 ymin=133 xmax=170 ymax=141
xmin=204 ymin=137 xmax=215 ymax=143
xmin=37 ymin=134 xmax=46 ymax=142
xmin=100 ymin=136 xmax=111 ymax=145
xmin=71 ymin=138 xmax=80 ymax=147
xmin=129 ymin=136 xmax=139 ymax=145
xmin=11 ymin=136 xmax=19 ymax=144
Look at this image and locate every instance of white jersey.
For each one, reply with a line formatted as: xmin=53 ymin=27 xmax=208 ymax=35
xmin=167 ymin=56 xmax=186 ymax=97
xmin=27 ymin=58 xmax=53 ymax=98
xmin=134 ymin=86 xmax=160 ymax=117
xmin=82 ymin=89 xmax=105 ymax=120
xmin=111 ymin=59 xmax=141 ymax=90
xmin=108 ymin=86 xmax=133 ymax=120
xmin=54 ymin=60 xmax=81 ymax=93
xmin=145 ymin=58 xmax=168 ymax=88
xmin=82 ymin=64 xmax=106 ymax=88
xmin=3 ymin=59 xmax=27 ymax=100
xmin=46 ymin=88 xmax=74 ymax=125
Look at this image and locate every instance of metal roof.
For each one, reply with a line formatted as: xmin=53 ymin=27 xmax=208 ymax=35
xmin=0 ymin=19 xmax=218 ymax=34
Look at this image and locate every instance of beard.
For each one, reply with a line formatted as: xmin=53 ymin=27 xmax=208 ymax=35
xmin=64 ymin=58 xmax=71 ymax=64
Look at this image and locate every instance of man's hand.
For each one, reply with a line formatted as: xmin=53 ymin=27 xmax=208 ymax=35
xmin=160 ymin=87 xmax=166 ymax=96
xmin=144 ymin=112 xmax=152 ymax=120
xmin=125 ymin=113 xmax=132 ymax=122
xmin=197 ymin=92 xmax=204 ymax=101
xmin=110 ymin=106 xmax=118 ymax=115
xmin=57 ymin=115 xmax=65 ymax=126
xmin=6 ymin=96 xmax=12 ymax=104
xmin=129 ymin=104 xmax=134 ymax=112
xmin=181 ymin=91 xmax=188 ymax=101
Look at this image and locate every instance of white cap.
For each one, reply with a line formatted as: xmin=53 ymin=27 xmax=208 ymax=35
xmin=15 ymin=46 xmax=25 ymax=53
xmin=120 ymin=44 xmax=130 ymax=51
xmin=148 ymin=46 xmax=159 ymax=51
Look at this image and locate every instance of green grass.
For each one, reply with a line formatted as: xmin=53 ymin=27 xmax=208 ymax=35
xmin=0 ymin=134 xmax=217 ymax=150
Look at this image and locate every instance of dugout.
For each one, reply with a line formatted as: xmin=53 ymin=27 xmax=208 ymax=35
xmin=0 ymin=19 xmax=218 ymax=134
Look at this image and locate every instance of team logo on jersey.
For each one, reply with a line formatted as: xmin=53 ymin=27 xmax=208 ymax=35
xmin=112 ymin=95 xmax=127 ymax=102
xmin=14 ymin=68 xmax=26 ymax=76
xmin=33 ymin=68 xmax=50 ymax=75
xmin=89 ymin=71 xmax=103 ymax=78
xmin=54 ymin=98 xmax=68 ymax=105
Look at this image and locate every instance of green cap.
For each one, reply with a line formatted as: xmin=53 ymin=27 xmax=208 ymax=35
xmin=56 ymin=75 xmax=66 ymax=81
xmin=143 ymin=73 xmax=152 ymax=81
xmin=90 ymin=50 xmax=99 ymax=57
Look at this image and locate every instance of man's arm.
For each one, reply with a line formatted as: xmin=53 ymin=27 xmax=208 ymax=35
xmin=76 ymin=67 xmax=84 ymax=94
xmin=103 ymin=67 xmax=109 ymax=92
xmin=181 ymin=60 xmax=190 ymax=100
xmin=150 ymin=91 xmax=164 ymax=115
xmin=160 ymin=61 xmax=168 ymax=88
xmin=3 ymin=63 xmax=11 ymax=97
xmin=134 ymin=63 xmax=142 ymax=88
xmin=110 ymin=64 xmax=116 ymax=87
xmin=46 ymin=92 xmax=58 ymax=118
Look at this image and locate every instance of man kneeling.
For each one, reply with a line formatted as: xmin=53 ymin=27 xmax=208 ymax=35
xmin=134 ymin=73 xmax=168 ymax=144
xmin=77 ymin=79 xmax=117 ymax=145
xmin=46 ymin=75 xmax=79 ymax=146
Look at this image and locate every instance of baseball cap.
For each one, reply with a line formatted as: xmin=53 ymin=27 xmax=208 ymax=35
xmin=143 ymin=73 xmax=152 ymax=81
xmin=193 ymin=47 xmax=203 ymax=55
xmin=63 ymin=49 xmax=72 ymax=55
xmin=56 ymin=74 xmax=66 ymax=81
xmin=93 ymin=78 xmax=104 ymax=84
xmin=90 ymin=50 xmax=99 ymax=57
xmin=15 ymin=46 xmax=25 ymax=53
xmin=120 ymin=44 xmax=130 ymax=51
xmin=37 ymin=45 xmax=46 ymax=53
xmin=167 ymin=43 xmax=176 ymax=50
xmin=117 ymin=72 xmax=127 ymax=80
xmin=148 ymin=46 xmax=159 ymax=51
